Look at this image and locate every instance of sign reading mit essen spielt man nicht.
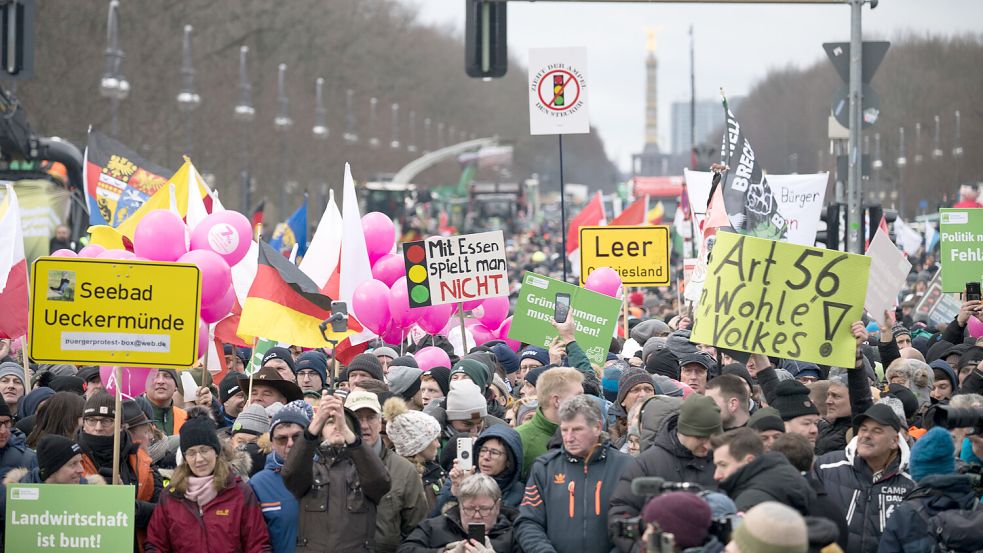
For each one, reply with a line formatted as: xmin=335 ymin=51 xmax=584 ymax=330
xmin=29 ymin=257 xmax=201 ymax=368
xmin=403 ymin=230 xmax=509 ymax=307
xmin=579 ymin=225 xmax=671 ymax=286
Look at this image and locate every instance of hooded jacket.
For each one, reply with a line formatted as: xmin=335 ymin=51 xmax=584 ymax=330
xmin=877 ymin=474 xmax=982 ymax=553
xmin=431 ymin=423 xmax=525 ymax=516
xmin=515 ymin=443 xmax=632 ymax=553
xmin=608 ymin=413 xmax=716 ymax=553
xmin=280 ymin=407 xmax=391 ymax=553
xmin=0 ymin=428 xmax=37 ymax=482
xmin=815 ymin=435 xmax=915 ymax=553
xmin=397 ymin=505 xmax=519 ymax=553
xmin=248 ymin=453 xmax=298 ymax=553
xmin=145 ymin=473 xmax=271 ymax=553
xmin=637 ymin=396 xmax=682 ymax=452
xmin=718 ymin=452 xmax=817 ymax=515
xmin=0 ymin=468 xmax=104 ymax=553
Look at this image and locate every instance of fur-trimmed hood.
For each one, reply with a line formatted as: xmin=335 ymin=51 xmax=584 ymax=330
xmin=3 ymin=466 xmax=106 ymax=486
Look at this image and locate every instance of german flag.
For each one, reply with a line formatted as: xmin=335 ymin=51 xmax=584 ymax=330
xmin=237 ymin=241 xmax=361 ymax=347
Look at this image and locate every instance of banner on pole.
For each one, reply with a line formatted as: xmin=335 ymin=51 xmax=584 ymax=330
xmin=403 ymin=231 xmax=508 ymax=307
xmin=579 ymin=226 xmax=671 ymax=286
xmin=29 ymin=258 xmax=201 ymax=368
xmin=691 ymin=232 xmax=870 ymax=367
xmin=527 ymin=47 xmax=590 ymax=135
xmin=5 ymin=483 xmax=135 ymax=551
xmin=84 ymin=130 xmax=171 ymax=229
xmin=940 ymin=208 xmax=983 ymax=293
xmin=509 ymin=272 xmax=621 ymax=366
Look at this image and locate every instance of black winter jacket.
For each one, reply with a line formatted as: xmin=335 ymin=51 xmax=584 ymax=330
xmin=397 ymin=505 xmax=519 ymax=553
xmin=718 ymin=452 xmax=816 ymax=515
xmin=877 ymin=474 xmax=982 ymax=553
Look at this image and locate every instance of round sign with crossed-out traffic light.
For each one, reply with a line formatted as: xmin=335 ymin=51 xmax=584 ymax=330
xmin=536 ymin=69 xmax=582 ymax=113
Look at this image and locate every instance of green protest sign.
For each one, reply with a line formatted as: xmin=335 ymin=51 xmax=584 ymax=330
xmin=691 ymin=232 xmax=870 ymax=367
xmin=508 ymin=272 xmax=621 ymax=365
xmin=246 ymin=338 xmax=276 ymax=375
xmin=5 ymin=484 xmax=135 ymax=552
xmin=940 ymin=208 xmax=983 ymax=293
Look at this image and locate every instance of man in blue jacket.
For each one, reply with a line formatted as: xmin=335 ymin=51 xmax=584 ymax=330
xmin=249 ymin=400 xmax=311 ymax=553
xmin=0 ymin=402 xmax=36 ymax=481
xmin=515 ymin=394 xmax=631 ymax=553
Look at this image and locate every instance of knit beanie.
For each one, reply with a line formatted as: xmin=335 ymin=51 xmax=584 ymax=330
xmin=179 ymin=411 xmax=222 ymax=454
xmin=388 ymin=365 xmax=423 ymax=400
xmin=83 ymin=391 xmax=116 ymax=418
xmin=383 ymin=397 xmax=441 ymax=457
xmin=451 ymin=358 xmax=490 ymax=391
xmin=884 ymin=383 xmax=918 ymax=420
xmin=892 ymin=323 xmax=911 ymax=340
xmin=37 ymin=434 xmax=83 ymax=481
xmin=232 ymin=403 xmax=269 ymax=436
xmin=50 ymin=376 xmax=85 ymax=395
xmin=641 ymin=492 xmax=712 ymax=548
xmin=631 ymin=319 xmax=671 ymax=344
xmin=346 ymin=353 xmax=385 ymax=381
xmin=642 ymin=337 xmax=667 ymax=363
xmin=445 ymin=380 xmax=487 ymax=421
xmin=516 ymin=400 xmax=538 ymax=423
xmin=490 ymin=343 xmax=520 ymax=374
xmin=518 ymin=346 xmax=549 ymax=367
xmin=721 ymin=363 xmax=755 ymax=392
xmin=646 ymin=348 xmax=680 ymax=380
xmin=220 ymin=372 xmax=243 ymax=403
xmin=910 ymin=426 xmax=956 ymax=481
xmin=372 ymin=346 xmax=399 ymax=361
xmin=617 ymin=368 xmax=658 ymax=409
xmin=524 ymin=366 xmax=548 ymax=389
xmin=732 ymin=502 xmax=808 ymax=553
xmin=157 ymin=368 xmax=178 ymax=384
xmin=747 ymin=407 xmax=785 ymax=434
xmin=295 ymin=351 xmax=328 ymax=384
xmin=262 ymin=347 xmax=296 ymax=372
xmin=0 ymin=362 xmax=24 ymax=387
xmin=602 ymin=364 xmax=624 ymax=403
xmin=422 ymin=366 xmax=451 ymax=396
xmin=676 ymin=394 xmax=722 ymax=437
xmin=666 ymin=330 xmax=698 ymax=357
xmin=770 ymin=380 xmax=820 ymax=421
xmin=393 ymin=354 xmax=419 ymax=369
xmin=270 ymin=400 xmax=312 ymax=434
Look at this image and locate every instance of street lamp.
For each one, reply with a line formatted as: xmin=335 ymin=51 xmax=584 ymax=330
xmin=932 ymin=115 xmax=943 ymax=160
xmin=913 ymin=122 xmax=923 ymax=165
xmin=406 ymin=110 xmax=417 ymax=153
xmin=343 ymin=89 xmax=358 ymax=144
xmin=423 ymin=117 xmax=432 ymax=154
xmin=896 ymin=127 xmax=907 ymax=168
xmin=368 ymin=97 xmax=380 ymax=149
xmin=176 ymin=25 xmax=201 ymax=158
xmin=953 ymin=110 xmax=963 ymax=159
xmin=100 ymin=0 xmax=129 ymax=135
xmin=390 ymin=103 xmax=400 ymax=150
xmin=312 ymin=78 xmax=328 ymax=139
xmin=274 ymin=63 xmax=292 ymax=220
xmin=234 ymin=46 xmax=254 ymax=214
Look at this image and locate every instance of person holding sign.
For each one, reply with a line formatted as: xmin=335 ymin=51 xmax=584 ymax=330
xmin=145 ymin=411 xmax=271 ymax=552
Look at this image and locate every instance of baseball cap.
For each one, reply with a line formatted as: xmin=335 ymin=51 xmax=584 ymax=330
xmin=344 ymin=390 xmax=381 ymax=414
xmin=853 ymin=403 xmax=901 ymax=432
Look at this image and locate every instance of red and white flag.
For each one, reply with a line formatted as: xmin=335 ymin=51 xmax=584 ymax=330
xmin=333 ymin=163 xmax=375 ymax=363
xmin=0 ymin=184 xmax=28 ymax=339
xmin=567 ymin=191 xmax=606 ymax=274
xmin=609 ymin=196 xmax=648 ymax=226
xmin=299 ymin=188 xmax=342 ymax=293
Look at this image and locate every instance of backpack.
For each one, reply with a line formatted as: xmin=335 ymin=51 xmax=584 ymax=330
xmin=916 ymin=501 xmax=983 ymax=553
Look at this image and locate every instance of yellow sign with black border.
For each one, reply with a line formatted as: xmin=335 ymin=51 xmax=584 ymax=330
xmin=579 ymin=225 xmax=671 ymax=286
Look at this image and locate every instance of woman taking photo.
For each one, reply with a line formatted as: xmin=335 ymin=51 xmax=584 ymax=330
xmin=146 ymin=410 xmax=270 ymax=552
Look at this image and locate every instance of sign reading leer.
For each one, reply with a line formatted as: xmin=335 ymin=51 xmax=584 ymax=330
xmin=29 ymin=257 xmax=201 ymax=368
xmin=579 ymin=225 xmax=671 ymax=286
xmin=403 ymin=230 xmax=509 ymax=307
xmin=691 ymin=232 xmax=869 ymax=368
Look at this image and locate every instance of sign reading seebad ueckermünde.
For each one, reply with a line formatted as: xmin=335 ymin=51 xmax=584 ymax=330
xmin=29 ymin=257 xmax=201 ymax=368
xmin=691 ymin=232 xmax=870 ymax=367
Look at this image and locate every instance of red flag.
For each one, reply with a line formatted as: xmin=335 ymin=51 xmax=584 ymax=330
xmin=0 ymin=185 xmax=28 ymax=339
xmin=566 ymin=191 xmax=605 ymax=254
xmin=610 ymin=196 xmax=648 ymax=226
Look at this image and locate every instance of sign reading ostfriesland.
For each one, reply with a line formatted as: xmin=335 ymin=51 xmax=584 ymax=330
xmin=691 ymin=232 xmax=870 ymax=367
xmin=403 ymin=231 xmax=508 ymax=307
xmin=719 ymin=106 xmax=787 ymax=239
xmin=6 ymin=484 xmax=135 ymax=552
xmin=579 ymin=225 xmax=671 ymax=286
xmin=29 ymin=258 xmax=201 ymax=368
xmin=528 ymin=47 xmax=589 ymax=135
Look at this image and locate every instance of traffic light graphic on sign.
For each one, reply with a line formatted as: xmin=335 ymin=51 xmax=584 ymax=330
xmin=403 ymin=241 xmax=432 ymax=308
xmin=553 ymin=75 xmax=565 ymax=107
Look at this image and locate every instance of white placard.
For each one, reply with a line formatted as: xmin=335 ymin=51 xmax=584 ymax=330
xmin=528 ymin=47 xmax=590 ymax=135
xmin=865 ymin=227 xmax=912 ymax=317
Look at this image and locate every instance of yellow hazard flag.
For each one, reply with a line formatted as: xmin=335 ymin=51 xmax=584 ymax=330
xmin=115 ymin=158 xmax=208 ymax=239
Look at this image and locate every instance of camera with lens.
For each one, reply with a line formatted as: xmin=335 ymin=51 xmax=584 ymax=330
xmin=611 ymin=517 xmax=645 ymax=541
xmin=707 ymin=514 xmax=738 ymax=544
xmin=925 ymin=405 xmax=983 ymax=435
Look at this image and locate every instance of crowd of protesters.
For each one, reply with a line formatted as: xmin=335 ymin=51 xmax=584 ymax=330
xmin=0 ymin=213 xmax=982 ymax=553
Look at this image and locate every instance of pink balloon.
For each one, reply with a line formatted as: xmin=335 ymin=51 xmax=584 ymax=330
xmin=415 ymin=346 xmax=451 ymax=372
xmin=584 ymin=267 xmax=622 ymax=298
xmin=198 ymin=319 xmax=209 ymax=359
xmin=969 ymin=317 xmax=983 ymax=338
xmin=389 ymin=277 xmax=422 ymax=328
xmin=178 ymin=249 xmax=232 ymax=305
xmin=77 ymin=244 xmax=106 ymax=258
xmin=381 ymin=321 xmax=404 ymax=345
xmin=362 ymin=212 xmax=396 ymax=264
xmin=475 ymin=296 xmax=509 ymax=329
xmin=353 ymin=279 xmax=392 ymax=334
xmin=97 ymin=248 xmax=136 ymax=260
xmin=51 ymin=248 xmax=77 ymax=258
xmin=496 ymin=316 xmax=521 ymax=352
xmin=100 ymin=366 xmax=155 ymax=400
xmin=134 ymin=210 xmax=189 ymax=261
xmin=461 ymin=299 xmax=483 ymax=311
xmin=470 ymin=323 xmax=496 ymax=346
xmin=190 ymin=210 xmax=253 ymax=266
xmin=201 ymin=283 xmax=235 ymax=323
xmin=371 ymin=253 xmax=406 ymax=288
xmin=418 ymin=303 xmax=454 ymax=335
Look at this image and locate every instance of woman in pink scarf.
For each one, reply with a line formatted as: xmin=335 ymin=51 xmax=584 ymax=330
xmin=146 ymin=409 xmax=271 ymax=552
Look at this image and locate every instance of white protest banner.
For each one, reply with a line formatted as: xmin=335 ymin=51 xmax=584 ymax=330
xmin=528 ymin=47 xmax=589 ymax=135
xmin=403 ymin=231 xmax=508 ymax=307
xmin=865 ymin=228 xmax=911 ymax=317
xmin=895 ymin=217 xmax=924 ymax=257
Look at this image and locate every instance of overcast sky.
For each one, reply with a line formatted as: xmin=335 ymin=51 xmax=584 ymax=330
xmin=402 ymin=0 xmax=981 ymax=172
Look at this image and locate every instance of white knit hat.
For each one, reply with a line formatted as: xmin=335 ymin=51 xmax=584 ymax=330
xmin=382 ymin=397 xmax=441 ymax=457
xmin=445 ymin=380 xmax=487 ymax=421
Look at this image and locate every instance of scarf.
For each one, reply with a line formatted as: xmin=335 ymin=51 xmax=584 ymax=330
xmin=184 ymin=475 xmax=218 ymax=509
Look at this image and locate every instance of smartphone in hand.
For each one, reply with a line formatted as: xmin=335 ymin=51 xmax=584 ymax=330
xmin=456 ymin=437 xmax=474 ymax=471
xmin=554 ymin=292 xmax=571 ymax=323
xmin=967 ymin=282 xmax=982 ymax=302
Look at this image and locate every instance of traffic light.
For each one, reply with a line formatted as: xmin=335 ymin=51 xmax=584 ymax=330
xmin=0 ymin=0 xmax=36 ymax=80
xmin=403 ymin=240 xmax=433 ymax=308
xmin=816 ymin=202 xmax=843 ymax=251
xmin=465 ymin=0 xmax=507 ymax=79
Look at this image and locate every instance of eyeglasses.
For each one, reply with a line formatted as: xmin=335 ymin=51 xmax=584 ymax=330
xmin=478 ymin=447 xmax=505 ymax=459
xmin=0 ymin=419 xmax=11 ymax=429
xmin=297 ymin=370 xmax=320 ymax=380
xmin=460 ymin=500 xmax=499 ymax=516
xmin=273 ymin=432 xmax=302 ymax=445
xmin=83 ymin=417 xmax=114 ymax=429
